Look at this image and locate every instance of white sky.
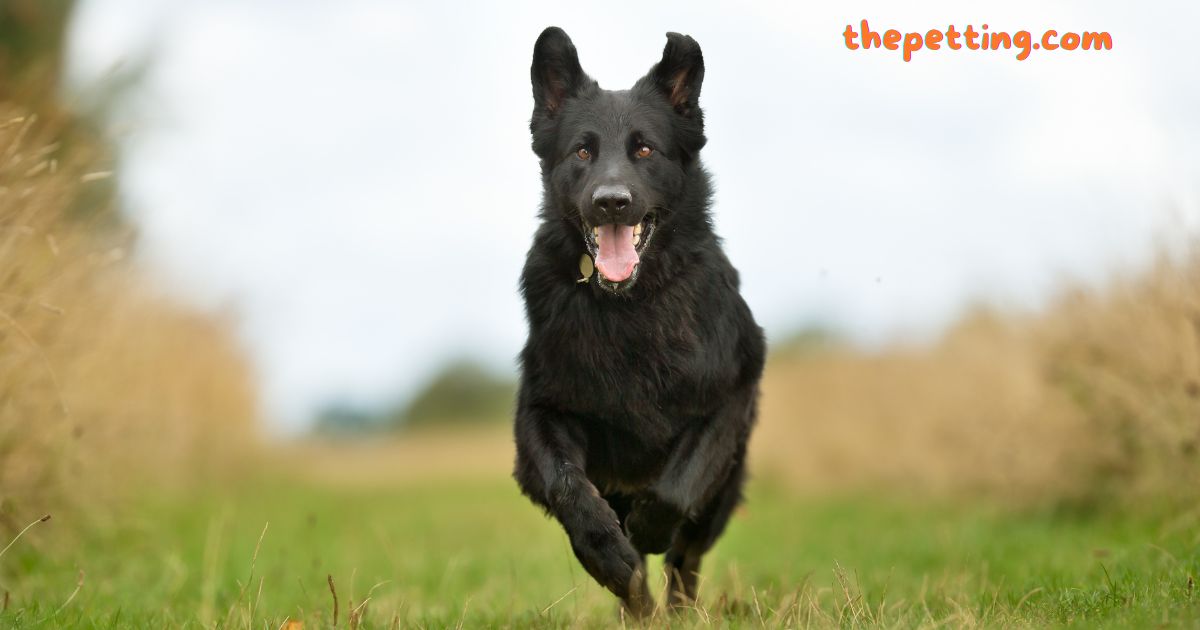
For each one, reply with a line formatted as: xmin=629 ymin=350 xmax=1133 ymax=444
xmin=66 ymin=0 xmax=1200 ymax=430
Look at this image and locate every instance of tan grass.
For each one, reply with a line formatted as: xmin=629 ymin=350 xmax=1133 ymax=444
xmin=754 ymin=249 xmax=1200 ymax=503
xmin=278 ymin=425 xmax=515 ymax=488
xmin=0 ymin=103 xmax=259 ymax=529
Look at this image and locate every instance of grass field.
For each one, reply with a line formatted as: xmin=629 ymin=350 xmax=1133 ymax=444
xmin=3 ymin=439 xmax=1198 ymax=629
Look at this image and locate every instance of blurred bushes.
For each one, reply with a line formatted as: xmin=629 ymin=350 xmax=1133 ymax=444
xmin=0 ymin=2 xmax=259 ymax=534
xmin=400 ymin=360 xmax=514 ymax=428
xmin=1038 ymin=254 xmax=1200 ymax=501
xmin=315 ymin=359 xmax=514 ymax=435
xmin=0 ymin=0 xmax=73 ymax=101
xmin=755 ymin=251 xmax=1200 ymax=506
xmin=771 ymin=325 xmax=844 ymax=359
xmin=0 ymin=104 xmax=260 ymax=531
xmin=314 ymin=403 xmax=386 ymax=436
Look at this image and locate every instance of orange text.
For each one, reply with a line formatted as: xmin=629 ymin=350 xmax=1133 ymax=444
xmin=843 ymin=20 xmax=1113 ymax=62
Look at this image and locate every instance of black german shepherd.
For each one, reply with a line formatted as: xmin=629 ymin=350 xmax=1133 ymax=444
xmin=514 ymin=26 xmax=765 ymax=616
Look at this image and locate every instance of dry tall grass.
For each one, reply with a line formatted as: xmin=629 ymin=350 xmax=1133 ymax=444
xmin=0 ymin=104 xmax=259 ymax=531
xmin=754 ymin=251 xmax=1200 ymax=504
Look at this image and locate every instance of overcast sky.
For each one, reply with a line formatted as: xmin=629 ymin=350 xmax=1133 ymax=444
xmin=66 ymin=0 xmax=1199 ymax=430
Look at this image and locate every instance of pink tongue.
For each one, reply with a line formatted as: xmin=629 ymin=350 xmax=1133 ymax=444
xmin=595 ymin=224 xmax=639 ymax=282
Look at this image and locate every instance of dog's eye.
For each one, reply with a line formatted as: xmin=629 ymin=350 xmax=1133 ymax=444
xmin=576 ymin=147 xmax=591 ymax=160
xmin=634 ymin=145 xmax=653 ymax=159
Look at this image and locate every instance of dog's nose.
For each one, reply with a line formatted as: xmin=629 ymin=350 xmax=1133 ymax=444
xmin=592 ymin=185 xmax=632 ymax=216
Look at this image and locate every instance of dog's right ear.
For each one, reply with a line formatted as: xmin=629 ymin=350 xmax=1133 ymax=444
xmin=531 ymin=27 xmax=591 ymax=116
xmin=649 ymin=32 xmax=704 ymax=118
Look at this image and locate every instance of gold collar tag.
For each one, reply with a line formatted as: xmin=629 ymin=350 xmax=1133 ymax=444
xmin=577 ymin=254 xmax=594 ymax=284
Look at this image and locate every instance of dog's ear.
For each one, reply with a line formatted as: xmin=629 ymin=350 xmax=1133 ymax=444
xmin=531 ymin=27 xmax=591 ymax=116
xmin=649 ymin=32 xmax=704 ymax=117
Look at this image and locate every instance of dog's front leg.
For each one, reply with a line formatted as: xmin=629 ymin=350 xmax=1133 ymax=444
xmin=625 ymin=385 xmax=757 ymax=554
xmin=513 ymin=406 xmax=653 ymax=616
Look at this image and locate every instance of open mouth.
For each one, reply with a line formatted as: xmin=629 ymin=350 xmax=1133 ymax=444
xmin=584 ymin=212 xmax=657 ymax=290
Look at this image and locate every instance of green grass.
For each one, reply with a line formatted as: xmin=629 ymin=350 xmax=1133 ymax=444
xmin=2 ymin=474 xmax=1198 ymax=628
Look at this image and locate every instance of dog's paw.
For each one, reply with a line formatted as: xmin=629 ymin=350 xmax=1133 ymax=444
xmin=567 ymin=517 xmax=645 ymax=598
xmin=621 ymin=567 xmax=655 ymax=619
xmin=624 ymin=495 xmax=684 ymax=554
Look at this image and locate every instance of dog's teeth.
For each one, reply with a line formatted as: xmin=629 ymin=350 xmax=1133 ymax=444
xmin=633 ymin=235 xmax=641 ymax=246
xmin=592 ymin=226 xmax=599 ymax=237
xmin=634 ymin=223 xmax=643 ymax=236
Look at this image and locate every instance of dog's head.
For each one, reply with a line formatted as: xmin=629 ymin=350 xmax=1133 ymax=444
xmin=530 ymin=27 xmax=708 ymax=293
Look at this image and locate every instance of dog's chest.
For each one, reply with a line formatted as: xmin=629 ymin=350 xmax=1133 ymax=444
xmin=534 ymin=290 xmax=724 ymax=424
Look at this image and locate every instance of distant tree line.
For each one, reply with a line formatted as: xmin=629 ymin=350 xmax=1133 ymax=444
xmin=314 ymin=359 xmax=515 ymax=435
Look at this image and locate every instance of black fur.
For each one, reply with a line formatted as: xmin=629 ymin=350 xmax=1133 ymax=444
xmin=514 ymin=26 xmax=765 ymax=616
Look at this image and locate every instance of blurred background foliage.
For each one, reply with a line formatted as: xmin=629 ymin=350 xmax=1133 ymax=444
xmin=0 ymin=0 xmax=258 ymax=536
xmin=0 ymin=0 xmax=73 ymax=100
xmin=315 ymin=359 xmax=514 ymax=435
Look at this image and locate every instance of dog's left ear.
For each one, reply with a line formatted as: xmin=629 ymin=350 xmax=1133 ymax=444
xmin=531 ymin=27 xmax=591 ymax=116
xmin=650 ymin=32 xmax=704 ymax=117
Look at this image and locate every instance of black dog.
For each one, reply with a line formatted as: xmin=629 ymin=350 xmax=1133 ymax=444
xmin=513 ymin=26 xmax=765 ymax=616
